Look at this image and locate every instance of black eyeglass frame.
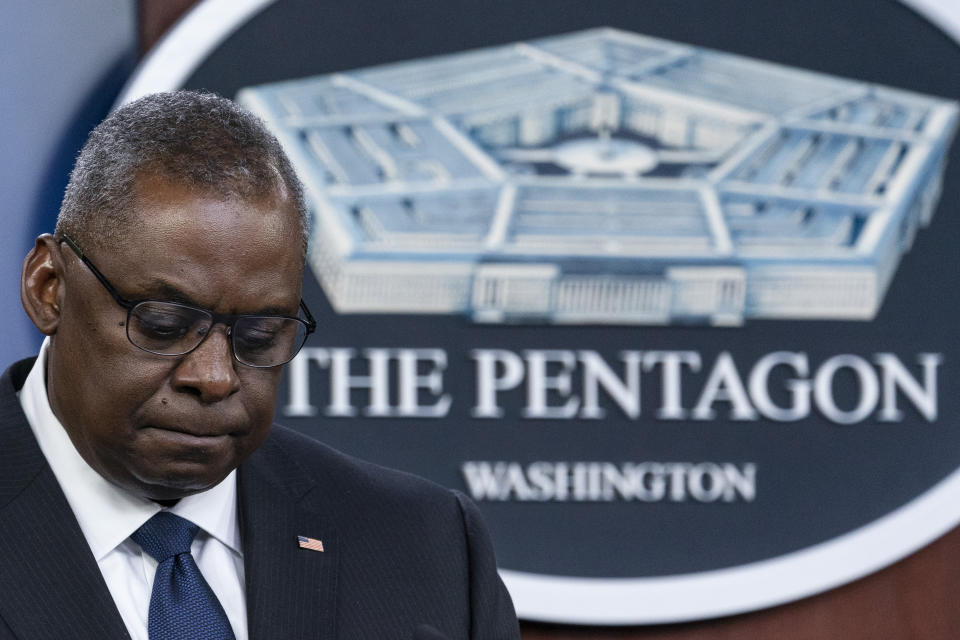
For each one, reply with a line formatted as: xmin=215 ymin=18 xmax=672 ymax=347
xmin=58 ymin=233 xmax=317 ymax=368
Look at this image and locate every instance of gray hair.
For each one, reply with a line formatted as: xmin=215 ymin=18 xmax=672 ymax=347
xmin=56 ymin=90 xmax=308 ymax=258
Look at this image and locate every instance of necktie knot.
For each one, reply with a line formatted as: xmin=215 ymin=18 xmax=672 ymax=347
xmin=130 ymin=511 xmax=236 ymax=639
xmin=132 ymin=512 xmax=199 ymax=562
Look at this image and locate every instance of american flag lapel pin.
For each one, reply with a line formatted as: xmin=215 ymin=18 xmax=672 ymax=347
xmin=297 ymin=535 xmax=325 ymax=552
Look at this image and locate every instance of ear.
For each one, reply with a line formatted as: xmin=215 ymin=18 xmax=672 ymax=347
xmin=20 ymin=234 xmax=66 ymax=335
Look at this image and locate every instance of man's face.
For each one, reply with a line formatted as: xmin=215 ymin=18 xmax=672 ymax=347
xmin=46 ymin=178 xmax=304 ymax=501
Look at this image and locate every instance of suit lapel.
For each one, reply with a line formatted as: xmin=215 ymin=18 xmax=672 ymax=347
xmin=0 ymin=359 xmax=339 ymax=639
xmin=0 ymin=360 xmax=131 ymax=639
xmin=239 ymin=434 xmax=338 ymax=640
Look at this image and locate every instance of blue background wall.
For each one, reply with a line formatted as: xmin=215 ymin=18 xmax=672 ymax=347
xmin=0 ymin=0 xmax=136 ymax=363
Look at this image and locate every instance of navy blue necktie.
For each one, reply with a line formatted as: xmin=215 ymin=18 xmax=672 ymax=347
xmin=131 ymin=512 xmax=237 ymax=640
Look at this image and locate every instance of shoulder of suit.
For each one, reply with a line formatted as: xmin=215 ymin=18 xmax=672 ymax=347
xmin=2 ymin=358 xmax=37 ymax=395
xmin=258 ymin=424 xmax=462 ymax=512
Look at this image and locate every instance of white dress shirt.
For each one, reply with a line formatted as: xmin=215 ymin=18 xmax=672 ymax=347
xmin=18 ymin=338 xmax=248 ymax=640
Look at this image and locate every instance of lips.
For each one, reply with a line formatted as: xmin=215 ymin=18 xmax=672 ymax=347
xmin=140 ymin=423 xmax=239 ymax=443
xmin=134 ymin=403 xmax=257 ymax=454
xmin=139 ymin=410 xmax=247 ymax=438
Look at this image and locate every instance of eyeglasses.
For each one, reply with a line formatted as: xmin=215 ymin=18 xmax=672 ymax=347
xmin=59 ymin=234 xmax=316 ymax=368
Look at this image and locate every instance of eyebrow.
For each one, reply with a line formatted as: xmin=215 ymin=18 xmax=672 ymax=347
xmin=141 ymin=281 xmax=199 ymax=306
xmin=138 ymin=280 xmax=298 ymax=316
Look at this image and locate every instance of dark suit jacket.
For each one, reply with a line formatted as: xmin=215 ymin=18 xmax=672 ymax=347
xmin=0 ymin=359 xmax=519 ymax=639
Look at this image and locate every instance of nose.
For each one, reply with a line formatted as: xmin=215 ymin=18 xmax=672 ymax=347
xmin=171 ymin=324 xmax=241 ymax=403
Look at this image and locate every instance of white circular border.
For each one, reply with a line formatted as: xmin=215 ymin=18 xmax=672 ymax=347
xmin=117 ymin=0 xmax=276 ymax=106
xmin=117 ymin=0 xmax=960 ymax=624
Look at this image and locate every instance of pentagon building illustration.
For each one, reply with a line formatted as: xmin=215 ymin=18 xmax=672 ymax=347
xmin=238 ymin=28 xmax=957 ymax=325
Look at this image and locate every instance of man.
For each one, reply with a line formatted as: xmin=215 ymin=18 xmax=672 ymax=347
xmin=2 ymin=91 xmax=519 ymax=639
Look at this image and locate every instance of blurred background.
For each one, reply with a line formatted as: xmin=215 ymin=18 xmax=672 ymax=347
xmin=3 ymin=2 xmax=960 ymax=638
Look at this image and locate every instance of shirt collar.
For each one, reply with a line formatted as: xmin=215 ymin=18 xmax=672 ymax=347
xmin=19 ymin=338 xmax=241 ymax=560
